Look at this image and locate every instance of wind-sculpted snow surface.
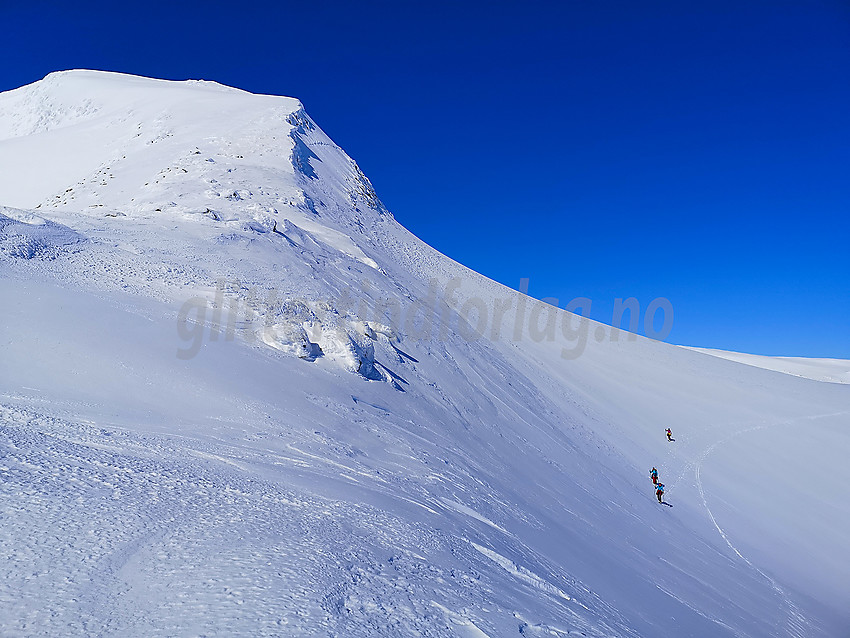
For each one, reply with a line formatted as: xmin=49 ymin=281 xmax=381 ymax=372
xmin=1 ymin=71 xmax=849 ymax=637
xmin=3 ymin=404 xmax=613 ymax=637
xmin=0 ymin=206 xmax=84 ymax=259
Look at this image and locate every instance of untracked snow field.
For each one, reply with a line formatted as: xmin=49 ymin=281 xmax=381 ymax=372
xmin=1 ymin=71 xmax=848 ymax=637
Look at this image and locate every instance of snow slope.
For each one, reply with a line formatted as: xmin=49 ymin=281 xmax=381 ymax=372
xmin=685 ymin=347 xmax=850 ymax=385
xmin=1 ymin=71 xmax=848 ymax=637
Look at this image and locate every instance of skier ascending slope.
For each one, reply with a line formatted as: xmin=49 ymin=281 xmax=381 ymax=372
xmin=666 ymin=428 xmax=673 ymax=441
xmin=655 ymin=482 xmax=665 ymax=503
xmin=650 ymin=467 xmax=658 ymax=485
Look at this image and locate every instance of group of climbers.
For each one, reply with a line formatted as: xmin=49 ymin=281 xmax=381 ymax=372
xmin=650 ymin=428 xmax=674 ymax=504
xmin=649 ymin=466 xmax=665 ymax=503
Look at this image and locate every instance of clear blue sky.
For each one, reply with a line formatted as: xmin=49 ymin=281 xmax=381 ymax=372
xmin=5 ymin=1 xmax=849 ymax=357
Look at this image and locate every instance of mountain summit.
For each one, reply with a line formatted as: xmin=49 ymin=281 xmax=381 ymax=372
xmin=0 ymin=70 xmax=386 ymax=233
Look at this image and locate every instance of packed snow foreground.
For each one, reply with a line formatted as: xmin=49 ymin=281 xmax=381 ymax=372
xmin=0 ymin=70 xmax=848 ymax=638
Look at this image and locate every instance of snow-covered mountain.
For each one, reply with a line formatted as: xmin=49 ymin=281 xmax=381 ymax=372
xmin=1 ymin=70 xmax=848 ymax=637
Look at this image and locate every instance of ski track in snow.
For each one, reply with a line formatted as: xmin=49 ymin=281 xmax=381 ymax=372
xmin=692 ymin=410 xmax=849 ymax=638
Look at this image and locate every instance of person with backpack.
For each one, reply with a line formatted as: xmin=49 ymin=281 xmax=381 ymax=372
xmin=650 ymin=467 xmax=658 ymax=485
xmin=655 ymin=482 xmax=665 ymax=503
xmin=666 ymin=428 xmax=673 ymax=442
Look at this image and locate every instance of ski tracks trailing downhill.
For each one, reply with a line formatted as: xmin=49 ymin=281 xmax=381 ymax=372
xmin=692 ymin=411 xmax=849 ymax=638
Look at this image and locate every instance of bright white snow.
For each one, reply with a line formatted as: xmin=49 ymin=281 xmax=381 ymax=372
xmin=685 ymin=346 xmax=850 ymax=385
xmin=1 ymin=70 xmax=848 ymax=637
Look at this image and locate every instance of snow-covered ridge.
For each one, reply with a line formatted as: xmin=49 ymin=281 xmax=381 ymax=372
xmin=0 ymin=70 xmax=383 ymax=259
xmin=685 ymin=346 xmax=850 ymax=384
xmin=0 ymin=69 xmax=281 ymax=139
xmin=0 ymin=70 xmax=301 ymax=212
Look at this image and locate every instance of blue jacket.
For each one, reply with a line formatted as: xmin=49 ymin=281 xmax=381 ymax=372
xmin=656 ymin=483 xmax=665 ymax=493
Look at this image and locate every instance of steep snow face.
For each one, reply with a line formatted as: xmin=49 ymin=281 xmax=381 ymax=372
xmin=1 ymin=71 xmax=849 ymax=638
